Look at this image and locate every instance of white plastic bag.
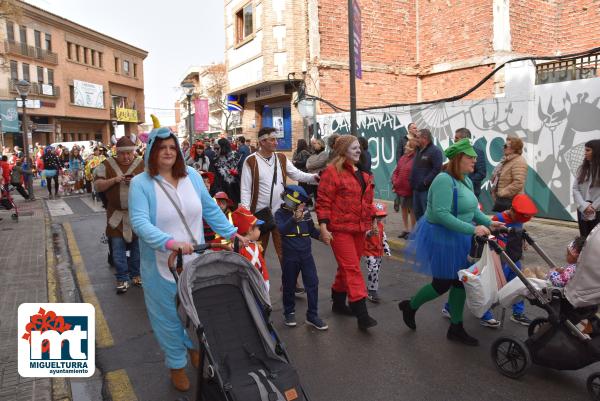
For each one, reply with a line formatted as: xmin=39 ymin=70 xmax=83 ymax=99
xmin=457 ymin=244 xmax=498 ymax=318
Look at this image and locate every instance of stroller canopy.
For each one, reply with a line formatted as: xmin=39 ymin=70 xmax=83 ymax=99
xmin=565 ymin=224 xmax=600 ymax=308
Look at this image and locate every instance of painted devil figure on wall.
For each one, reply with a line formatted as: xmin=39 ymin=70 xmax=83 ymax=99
xmin=317 ymin=75 xmax=600 ymax=221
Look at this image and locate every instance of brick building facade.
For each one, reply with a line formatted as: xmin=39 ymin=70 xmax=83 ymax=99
xmin=225 ymin=0 xmax=600 ymax=152
xmin=0 ymin=0 xmax=147 ymax=149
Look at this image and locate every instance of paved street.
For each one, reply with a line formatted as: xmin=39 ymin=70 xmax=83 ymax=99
xmin=5 ymin=189 xmax=586 ymax=401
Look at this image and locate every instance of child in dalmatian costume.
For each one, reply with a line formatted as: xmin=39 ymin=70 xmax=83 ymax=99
xmin=363 ymin=202 xmax=391 ymax=303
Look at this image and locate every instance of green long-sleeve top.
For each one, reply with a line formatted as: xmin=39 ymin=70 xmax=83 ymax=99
xmin=425 ymin=172 xmax=492 ymax=235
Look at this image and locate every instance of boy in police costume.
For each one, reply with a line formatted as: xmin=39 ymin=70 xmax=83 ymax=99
xmin=274 ymin=185 xmax=328 ymax=330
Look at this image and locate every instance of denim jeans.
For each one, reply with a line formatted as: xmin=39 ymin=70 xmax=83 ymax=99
xmin=110 ymin=236 xmax=140 ymax=282
xmin=412 ymin=190 xmax=428 ymax=221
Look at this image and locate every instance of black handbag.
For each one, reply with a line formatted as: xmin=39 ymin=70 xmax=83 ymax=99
xmin=492 ymin=196 xmax=513 ymax=212
xmin=254 ymin=155 xmax=278 ymax=234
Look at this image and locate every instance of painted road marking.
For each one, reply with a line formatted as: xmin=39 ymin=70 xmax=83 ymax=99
xmin=80 ymin=196 xmax=106 ymax=213
xmin=105 ymin=369 xmax=138 ymax=401
xmin=46 ymin=198 xmax=74 ymax=216
xmin=45 ymin=210 xmax=73 ymax=400
xmin=63 ymin=222 xmax=114 ymax=348
xmin=387 ymin=238 xmax=406 ymax=251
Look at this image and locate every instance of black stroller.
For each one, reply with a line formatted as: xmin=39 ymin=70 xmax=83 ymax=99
xmin=168 ymin=245 xmax=311 ymax=401
xmin=0 ymin=185 xmax=19 ymax=221
xmin=481 ymin=227 xmax=600 ymax=400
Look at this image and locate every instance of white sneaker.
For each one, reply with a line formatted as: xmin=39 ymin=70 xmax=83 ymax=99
xmin=441 ymin=306 xmax=451 ymax=319
xmin=480 ymin=318 xmax=501 ymax=328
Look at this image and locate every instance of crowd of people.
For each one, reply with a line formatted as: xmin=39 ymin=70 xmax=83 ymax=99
xmin=1 ymin=121 xmax=598 ymax=392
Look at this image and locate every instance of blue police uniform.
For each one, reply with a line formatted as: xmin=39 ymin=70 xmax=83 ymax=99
xmin=275 ymin=204 xmax=321 ymax=320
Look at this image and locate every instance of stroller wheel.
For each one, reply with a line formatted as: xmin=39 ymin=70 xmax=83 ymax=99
xmin=491 ymin=336 xmax=531 ymax=379
xmin=11 ymin=213 xmax=18 ymax=221
xmin=528 ymin=318 xmax=549 ymax=337
xmin=588 ymin=373 xmax=600 ymax=401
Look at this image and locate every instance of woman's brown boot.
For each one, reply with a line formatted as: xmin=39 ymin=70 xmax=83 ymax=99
xmin=188 ymin=349 xmax=200 ymax=369
xmin=170 ymin=368 xmax=190 ymax=392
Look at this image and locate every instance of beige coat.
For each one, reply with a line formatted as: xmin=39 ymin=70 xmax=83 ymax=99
xmin=496 ymin=154 xmax=528 ymax=199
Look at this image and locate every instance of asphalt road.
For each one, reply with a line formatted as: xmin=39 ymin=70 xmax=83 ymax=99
xmin=52 ymin=196 xmax=594 ymax=401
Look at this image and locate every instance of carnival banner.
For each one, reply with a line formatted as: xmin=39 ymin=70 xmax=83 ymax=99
xmin=194 ymin=99 xmax=209 ymax=132
xmin=73 ymin=80 xmax=104 ymax=109
xmin=116 ymin=107 xmax=138 ymax=123
xmin=0 ymin=100 xmax=20 ymax=133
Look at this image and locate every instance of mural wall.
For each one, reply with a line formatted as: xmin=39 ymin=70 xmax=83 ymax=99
xmin=317 ymin=69 xmax=600 ymax=221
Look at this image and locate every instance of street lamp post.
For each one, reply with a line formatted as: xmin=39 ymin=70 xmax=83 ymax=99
xmin=181 ymin=82 xmax=195 ymax=144
xmin=297 ymin=98 xmax=317 ymax=140
xmin=15 ymin=80 xmax=31 ymax=159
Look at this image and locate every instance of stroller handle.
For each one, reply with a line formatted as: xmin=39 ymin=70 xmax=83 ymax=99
xmin=167 ymin=243 xmax=233 ymax=282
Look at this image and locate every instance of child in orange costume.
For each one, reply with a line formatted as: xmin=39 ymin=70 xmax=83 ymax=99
xmin=231 ymin=206 xmax=270 ymax=292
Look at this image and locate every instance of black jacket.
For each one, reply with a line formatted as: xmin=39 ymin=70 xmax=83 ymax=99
xmin=469 ymin=147 xmax=487 ymax=197
xmin=409 ymin=143 xmax=442 ymax=192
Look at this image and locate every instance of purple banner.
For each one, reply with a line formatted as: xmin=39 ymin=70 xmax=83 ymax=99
xmin=194 ymin=98 xmax=209 ymax=132
xmin=353 ymin=0 xmax=362 ymax=79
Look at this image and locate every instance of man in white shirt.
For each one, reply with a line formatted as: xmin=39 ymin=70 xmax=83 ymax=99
xmin=240 ymin=127 xmax=318 ymax=265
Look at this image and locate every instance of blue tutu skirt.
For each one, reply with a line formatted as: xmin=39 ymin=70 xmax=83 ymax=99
xmin=403 ymin=217 xmax=472 ymax=280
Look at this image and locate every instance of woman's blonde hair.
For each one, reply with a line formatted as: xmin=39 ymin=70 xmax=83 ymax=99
xmin=507 ymin=136 xmax=524 ymax=155
xmin=331 ymin=155 xmax=347 ymax=172
xmin=405 ymin=138 xmax=418 ymax=154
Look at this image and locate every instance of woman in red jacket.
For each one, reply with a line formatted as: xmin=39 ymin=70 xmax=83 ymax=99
xmin=317 ymin=135 xmax=378 ymax=330
xmin=392 ymin=138 xmax=418 ymax=238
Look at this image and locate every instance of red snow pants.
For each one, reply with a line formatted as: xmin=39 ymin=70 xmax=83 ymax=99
xmin=330 ymin=231 xmax=368 ymax=302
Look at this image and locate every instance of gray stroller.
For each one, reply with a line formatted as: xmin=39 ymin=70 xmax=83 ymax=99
xmin=483 ymin=225 xmax=600 ymax=400
xmin=169 ymin=246 xmax=311 ymax=401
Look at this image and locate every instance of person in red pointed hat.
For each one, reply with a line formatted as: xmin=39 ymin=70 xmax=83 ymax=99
xmin=231 ymin=206 xmax=270 ymax=292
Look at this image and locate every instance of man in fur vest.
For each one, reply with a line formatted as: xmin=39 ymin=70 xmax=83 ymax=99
xmin=240 ymin=127 xmax=319 ymax=269
xmin=94 ymin=136 xmax=145 ymax=294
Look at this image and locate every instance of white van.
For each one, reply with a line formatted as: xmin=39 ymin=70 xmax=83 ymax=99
xmin=50 ymin=140 xmax=98 ymax=151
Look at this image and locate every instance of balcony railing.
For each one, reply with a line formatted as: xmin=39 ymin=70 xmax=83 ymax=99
xmin=9 ymin=79 xmax=60 ymax=98
xmin=4 ymin=40 xmax=58 ymax=65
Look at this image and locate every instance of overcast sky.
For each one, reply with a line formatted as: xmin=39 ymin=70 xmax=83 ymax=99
xmin=25 ymin=0 xmax=225 ymax=126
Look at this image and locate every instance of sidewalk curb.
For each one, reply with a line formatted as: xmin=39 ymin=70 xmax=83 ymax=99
xmin=61 ymin=222 xmax=133 ymax=401
xmin=44 ymin=208 xmax=73 ymax=401
xmin=530 ymin=216 xmax=578 ymax=229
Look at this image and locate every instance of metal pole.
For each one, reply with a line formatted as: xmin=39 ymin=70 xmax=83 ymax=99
xmin=186 ymin=95 xmax=193 ymax=144
xmin=347 ymin=0 xmax=357 ymax=137
xmin=21 ymin=95 xmax=29 ymax=159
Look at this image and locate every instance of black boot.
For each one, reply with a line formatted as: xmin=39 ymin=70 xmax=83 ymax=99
xmin=447 ymin=322 xmax=479 ymax=346
xmin=331 ymin=289 xmax=354 ymax=316
xmin=349 ymin=298 xmax=377 ymax=330
xmin=398 ymin=300 xmax=417 ymax=330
